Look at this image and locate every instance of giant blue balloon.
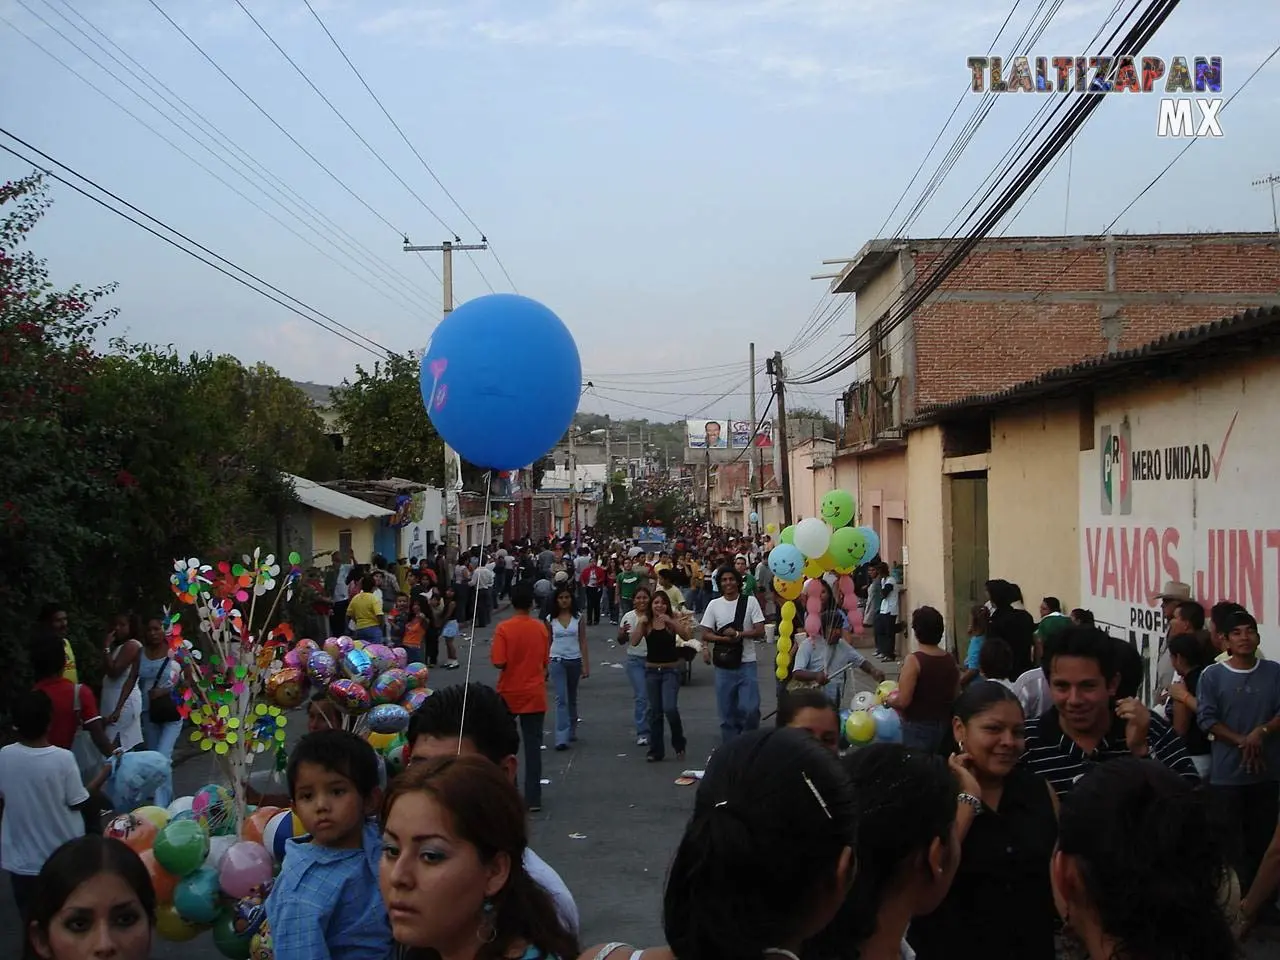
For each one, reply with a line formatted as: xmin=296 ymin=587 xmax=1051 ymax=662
xmin=420 ymin=294 xmax=581 ymax=470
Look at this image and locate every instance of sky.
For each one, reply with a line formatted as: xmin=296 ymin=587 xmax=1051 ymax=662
xmin=1 ymin=0 xmax=1277 ymax=426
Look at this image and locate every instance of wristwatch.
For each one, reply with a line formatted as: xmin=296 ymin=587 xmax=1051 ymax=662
xmin=957 ymin=792 xmax=983 ymax=813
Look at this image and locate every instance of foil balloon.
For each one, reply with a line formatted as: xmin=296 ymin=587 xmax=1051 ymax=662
xmin=232 ymin=879 xmax=272 ymax=937
xmin=403 ymin=662 xmax=429 ymax=689
xmin=282 ymin=649 xmax=301 ymax=670
xmin=324 ymin=635 xmax=354 ymax=659
xmin=392 ymin=647 xmax=409 ymax=669
xmin=328 ymin=679 xmax=372 ymax=714
xmin=293 ymin=638 xmax=318 ymax=667
xmin=266 ymin=667 xmax=305 ymax=710
xmin=322 ymin=636 xmax=341 ymax=657
xmin=400 ymin=688 xmax=430 ymax=713
xmin=372 ymin=668 xmax=408 ymax=705
xmin=340 ymin=648 xmax=375 ymax=685
xmin=367 ymin=703 xmax=411 ymax=735
xmin=306 ymin=651 xmax=337 ymax=686
xmin=105 ymin=813 xmax=156 ymax=853
xmin=364 ymin=644 xmax=396 ymax=674
xmin=250 ymin=926 xmax=273 ymax=960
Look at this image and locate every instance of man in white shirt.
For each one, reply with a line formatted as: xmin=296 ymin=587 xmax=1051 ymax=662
xmin=874 ymin=562 xmax=900 ymax=663
xmin=700 ymin=568 xmax=766 ymax=743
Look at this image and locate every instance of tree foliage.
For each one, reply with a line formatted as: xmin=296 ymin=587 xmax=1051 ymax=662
xmin=0 ymin=174 xmax=333 ymax=706
xmin=594 ymin=477 xmax=702 ymax=536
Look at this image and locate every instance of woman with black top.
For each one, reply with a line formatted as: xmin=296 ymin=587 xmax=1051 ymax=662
xmin=632 ymin=589 xmax=691 ymax=762
xmin=1164 ymin=632 xmax=1214 ymax=779
xmin=908 ymin=681 xmax=1059 ymax=960
xmin=987 ymin=580 xmax=1037 ymax=678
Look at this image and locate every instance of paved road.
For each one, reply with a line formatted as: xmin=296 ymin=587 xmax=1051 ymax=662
xmin=4 ymin=612 xmax=1278 ymax=958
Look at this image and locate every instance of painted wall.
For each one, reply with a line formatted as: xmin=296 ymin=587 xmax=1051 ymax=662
xmin=309 ymin=512 xmax=379 ymax=565
xmin=788 ymin=441 xmax=836 ymax=521
xmin=853 ymin=253 xmax=908 ymax=382
xmin=905 ymin=427 xmax=948 ymax=647
xmin=989 ymin=400 xmax=1082 ymax=612
xmin=400 ymin=488 xmax=445 ymax=561
xmin=855 ymin=448 xmax=907 ymax=565
xmin=1079 ymin=355 xmax=1280 ymax=660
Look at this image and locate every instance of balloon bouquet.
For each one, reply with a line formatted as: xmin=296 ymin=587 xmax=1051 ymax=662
xmin=766 ymin=490 xmax=900 ymax=747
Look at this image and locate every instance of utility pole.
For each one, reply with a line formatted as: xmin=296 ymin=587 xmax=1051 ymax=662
xmin=626 ymin=433 xmax=633 ymax=480
xmin=770 ymin=351 xmax=794 ymax=526
xmin=568 ymin=426 xmax=578 ymax=546
xmin=403 ymin=237 xmax=488 ymax=561
xmin=1253 ymin=174 xmax=1280 ymax=234
xmin=604 ymin=415 xmax=612 ymax=505
xmin=748 ymin=342 xmax=758 ymax=502
xmin=705 ymin=446 xmax=712 ymax=531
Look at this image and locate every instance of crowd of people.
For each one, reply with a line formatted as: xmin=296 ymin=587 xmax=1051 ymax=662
xmin=3 ymin=529 xmax=1278 ymax=959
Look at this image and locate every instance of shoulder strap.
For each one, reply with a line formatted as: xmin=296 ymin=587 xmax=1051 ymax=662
xmin=72 ymin=683 xmax=83 ymax=722
xmin=592 ymin=944 xmax=633 ymax=960
xmin=732 ymin=593 xmax=750 ymax=631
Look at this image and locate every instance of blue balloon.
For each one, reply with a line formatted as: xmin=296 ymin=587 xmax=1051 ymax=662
xmin=420 ymin=294 xmax=581 ymax=470
xmin=859 ymin=526 xmax=881 ymax=562
xmin=174 ymin=866 xmax=222 ymax=924
xmin=749 ymin=511 xmax=760 ymax=524
xmin=768 ymin=544 xmax=805 ymax=582
xmin=870 ymin=705 xmax=902 ymax=743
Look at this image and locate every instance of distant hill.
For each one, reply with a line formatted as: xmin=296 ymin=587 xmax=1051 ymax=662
xmin=292 ymin=381 xmax=336 ymax=407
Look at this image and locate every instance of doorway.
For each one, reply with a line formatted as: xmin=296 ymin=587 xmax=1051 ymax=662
xmin=949 ymin=473 xmax=989 ymax=660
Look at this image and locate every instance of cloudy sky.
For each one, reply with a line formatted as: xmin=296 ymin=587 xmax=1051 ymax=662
xmin=1 ymin=0 xmax=1276 ymax=423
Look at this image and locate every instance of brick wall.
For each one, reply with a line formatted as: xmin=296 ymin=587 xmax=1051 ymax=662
xmin=906 ymin=235 xmax=1280 ymax=407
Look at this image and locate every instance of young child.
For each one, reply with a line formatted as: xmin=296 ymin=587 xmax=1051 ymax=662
xmin=0 ymin=691 xmax=113 ymax=917
xmin=264 ymin=729 xmax=392 ymax=960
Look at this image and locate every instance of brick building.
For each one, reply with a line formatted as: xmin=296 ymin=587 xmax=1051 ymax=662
xmin=803 ymin=233 xmax=1280 ymax=609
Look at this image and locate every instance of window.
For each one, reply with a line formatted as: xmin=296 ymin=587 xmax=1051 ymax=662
xmin=338 ymin=529 xmax=353 ymax=560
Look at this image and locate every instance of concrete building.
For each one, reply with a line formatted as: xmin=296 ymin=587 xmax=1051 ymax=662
xmin=904 ymin=305 xmax=1280 ymax=671
xmin=809 ymin=232 xmax=1280 ymax=626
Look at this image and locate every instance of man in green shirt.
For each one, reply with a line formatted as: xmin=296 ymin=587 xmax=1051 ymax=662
xmin=735 ymin=555 xmax=757 ymax=598
xmin=616 ymin=561 xmax=648 ymax=615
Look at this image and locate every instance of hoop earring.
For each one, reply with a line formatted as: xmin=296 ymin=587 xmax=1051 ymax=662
xmin=476 ymin=898 xmax=497 ymax=945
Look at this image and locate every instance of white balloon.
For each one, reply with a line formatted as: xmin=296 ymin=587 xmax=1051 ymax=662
xmin=205 ymin=834 xmax=236 ymax=871
xmin=166 ymin=796 xmax=194 ymax=818
xmin=853 ymin=690 xmax=877 ymax=712
xmin=793 ymin=517 xmax=832 ymax=558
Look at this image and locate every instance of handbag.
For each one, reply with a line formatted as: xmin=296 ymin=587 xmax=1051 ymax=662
xmin=711 ymin=594 xmax=750 ymax=670
xmin=146 ymin=658 xmax=182 ymax=724
xmin=70 ymin=684 xmax=104 ymax=783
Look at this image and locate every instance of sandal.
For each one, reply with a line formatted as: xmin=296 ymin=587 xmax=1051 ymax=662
xmin=646 ymin=754 xmax=661 ymax=762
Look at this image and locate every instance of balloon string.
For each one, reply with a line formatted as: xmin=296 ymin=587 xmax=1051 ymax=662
xmin=456 ymin=471 xmax=494 ymax=755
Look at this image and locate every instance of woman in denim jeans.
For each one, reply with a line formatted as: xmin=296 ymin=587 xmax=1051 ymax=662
xmin=635 ymin=589 xmax=691 ymax=761
xmin=546 ymin=585 xmax=590 ymax=750
xmin=617 ymin=587 xmax=652 ymax=748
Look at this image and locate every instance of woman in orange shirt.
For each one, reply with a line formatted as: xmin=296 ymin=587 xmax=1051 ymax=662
xmin=491 ymin=582 xmax=551 ymax=812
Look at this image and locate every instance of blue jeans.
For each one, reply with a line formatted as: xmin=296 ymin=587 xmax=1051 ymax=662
xmin=646 ymin=667 xmax=686 ymax=759
xmin=355 ymin=626 xmax=383 ymax=644
xmin=714 ymin=661 xmax=761 ymax=744
xmin=624 ymin=656 xmax=650 ymax=739
xmin=550 ymin=658 xmax=582 ymax=747
xmin=901 ymin=719 xmax=945 ymax=753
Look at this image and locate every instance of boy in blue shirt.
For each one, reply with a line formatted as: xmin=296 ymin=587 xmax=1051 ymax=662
xmin=265 ymin=729 xmax=392 ymax=960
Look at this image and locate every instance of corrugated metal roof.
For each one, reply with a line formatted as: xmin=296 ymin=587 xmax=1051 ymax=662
xmin=909 ymin=305 xmax=1280 ymax=426
xmin=286 ymin=474 xmax=393 ymax=520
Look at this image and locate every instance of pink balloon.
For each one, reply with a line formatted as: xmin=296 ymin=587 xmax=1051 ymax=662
xmin=805 ymin=613 xmax=823 ymax=637
xmin=218 ymin=841 xmax=274 ymax=900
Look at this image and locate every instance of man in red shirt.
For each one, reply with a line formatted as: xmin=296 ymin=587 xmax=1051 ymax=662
xmin=30 ymin=638 xmax=115 ymax=757
xmin=491 ymin=582 xmax=550 ymax=812
xmin=579 ymin=557 xmax=607 ymax=626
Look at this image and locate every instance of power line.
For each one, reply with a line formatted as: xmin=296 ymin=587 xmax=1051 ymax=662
xmin=21 ymin=0 xmax=439 ymax=312
xmin=301 ymin=0 xmax=519 ymax=294
xmin=0 ymin=129 xmax=391 ymax=359
xmin=144 ymin=0 xmax=410 ymax=241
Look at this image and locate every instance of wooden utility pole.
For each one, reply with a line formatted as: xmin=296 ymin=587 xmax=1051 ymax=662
xmin=770 ymin=351 xmax=794 ymax=526
xmin=604 ymin=415 xmax=612 ymax=504
xmin=1253 ymin=174 xmax=1280 ymax=234
xmin=748 ymin=342 xmax=758 ymax=500
xmin=403 ymin=237 xmax=488 ymax=560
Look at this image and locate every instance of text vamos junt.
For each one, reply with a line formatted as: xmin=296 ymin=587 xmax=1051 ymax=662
xmin=967 ymin=55 xmax=1223 ymax=139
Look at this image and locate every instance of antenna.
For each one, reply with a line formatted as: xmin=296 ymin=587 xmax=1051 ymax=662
xmin=1252 ymin=174 xmax=1280 ymax=234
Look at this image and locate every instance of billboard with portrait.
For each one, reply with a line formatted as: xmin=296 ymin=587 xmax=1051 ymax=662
xmin=687 ymin=419 xmax=727 ymax=448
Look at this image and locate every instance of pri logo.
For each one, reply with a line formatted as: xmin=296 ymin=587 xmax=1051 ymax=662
xmin=1100 ymin=420 xmax=1132 ymax=517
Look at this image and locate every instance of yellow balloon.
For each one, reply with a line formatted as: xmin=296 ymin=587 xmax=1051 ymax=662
xmin=845 ymin=710 xmax=876 ymax=745
xmin=803 ymin=558 xmax=825 ymax=579
xmin=778 ymin=637 xmax=792 ymax=656
xmin=133 ymin=805 xmax=169 ymax=830
xmin=834 ymin=564 xmax=855 ymax=576
xmin=156 ymin=903 xmax=202 ymax=942
xmin=818 ymin=551 xmax=837 ymax=570
xmin=775 ymin=577 xmax=803 ymax=601
xmin=367 ymin=732 xmax=397 ymax=751
xmin=766 ymin=522 xmax=778 ymax=534
xmin=781 ymin=600 xmax=797 ymax=621
xmin=776 ymin=667 xmax=788 ymax=681
xmin=876 ymin=680 xmax=900 ymax=704
xmin=775 ymin=651 xmax=789 ymax=669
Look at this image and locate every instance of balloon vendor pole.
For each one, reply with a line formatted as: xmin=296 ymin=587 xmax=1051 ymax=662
xmin=167 ymin=550 xmax=302 ymax=832
xmin=759 ymin=661 xmax=857 ymax=725
xmin=456 ymin=471 xmax=494 ymax=755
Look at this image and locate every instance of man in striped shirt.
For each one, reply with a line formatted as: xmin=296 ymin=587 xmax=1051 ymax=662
xmin=1020 ymin=624 xmax=1199 ymax=796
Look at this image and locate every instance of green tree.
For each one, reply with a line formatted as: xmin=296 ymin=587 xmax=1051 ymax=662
xmin=331 ymin=351 xmax=443 ymax=484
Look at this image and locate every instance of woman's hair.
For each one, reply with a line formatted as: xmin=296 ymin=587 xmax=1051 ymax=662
xmin=953 ymin=678 xmax=1022 ymax=724
xmin=1168 ymin=631 xmax=1212 ymax=671
xmin=1070 ymin=607 xmax=1095 ymax=627
xmin=910 ymin=606 xmax=945 ymax=646
xmin=1057 ymin=758 xmax=1237 ymax=960
xmin=632 ymin=585 xmax=651 ymax=605
xmin=382 ymin=755 xmax=578 ymax=960
xmin=776 ymin=689 xmax=838 ymax=728
xmin=24 ymin=836 xmax=156 ymax=960
xmin=820 ymin=608 xmax=844 ymax=641
xmin=545 ymin=585 xmax=578 ymax=619
xmin=663 ymin=728 xmax=856 ymax=960
xmin=812 ymin=744 xmax=958 ymax=952
xmin=651 ymin=590 xmax=672 ymax=615
xmin=977 ymin=635 xmax=1014 ymax=681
